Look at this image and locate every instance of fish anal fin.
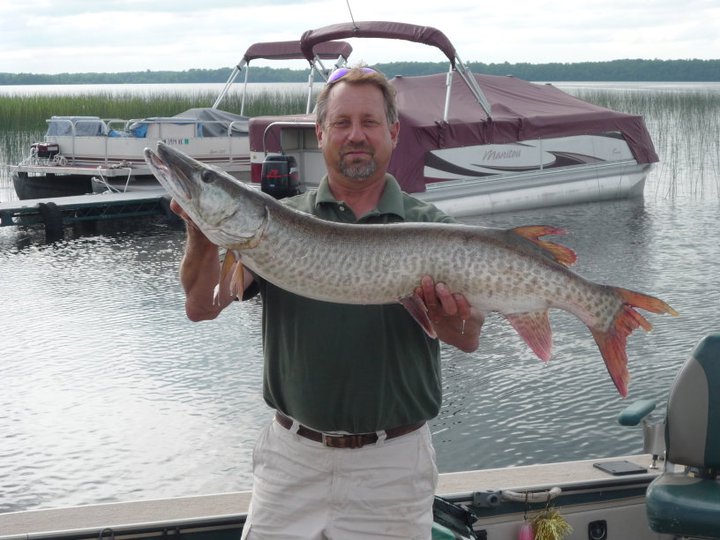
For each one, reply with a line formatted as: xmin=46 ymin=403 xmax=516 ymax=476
xmin=591 ymin=288 xmax=678 ymax=398
xmin=511 ymin=225 xmax=577 ymax=267
xmin=399 ymin=295 xmax=438 ymax=339
xmin=591 ymin=324 xmax=631 ymax=398
xmin=505 ymin=310 xmax=553 ymax=362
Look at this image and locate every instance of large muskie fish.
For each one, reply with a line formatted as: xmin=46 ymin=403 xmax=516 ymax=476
xmin=145 ymin=142 xmax=677 ymax=397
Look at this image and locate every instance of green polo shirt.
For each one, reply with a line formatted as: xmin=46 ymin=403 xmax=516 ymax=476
xmin=254 ymin=174 xmax=456 ymax=433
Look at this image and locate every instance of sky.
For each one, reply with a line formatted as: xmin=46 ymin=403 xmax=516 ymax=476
xmin=1 ymin=0 xmax=718 ymax=75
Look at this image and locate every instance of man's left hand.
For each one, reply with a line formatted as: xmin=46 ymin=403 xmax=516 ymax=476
xmin=415 ymin=276 xmax=482 ymax=353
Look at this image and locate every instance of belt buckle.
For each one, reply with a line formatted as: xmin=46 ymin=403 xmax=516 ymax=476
xmin=322 ymin=433 xmax=366 ymax=449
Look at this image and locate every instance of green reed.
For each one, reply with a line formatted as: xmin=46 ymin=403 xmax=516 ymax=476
xmin=0 ymin=89 xmax=309 ymax=132
xmin=566 ymin=88 xmax=720 ymax=199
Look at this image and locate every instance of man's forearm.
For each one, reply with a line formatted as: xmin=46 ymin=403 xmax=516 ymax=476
xmin=179 ymin=225 xmax=226 ymax=321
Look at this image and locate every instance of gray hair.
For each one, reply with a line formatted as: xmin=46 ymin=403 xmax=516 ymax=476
xmin=315 ymin=67 xmax=398 ymax=128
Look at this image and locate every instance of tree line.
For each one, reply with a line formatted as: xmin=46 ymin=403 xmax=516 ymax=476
xmin=0 ymin=58 xmax=718 ymax=85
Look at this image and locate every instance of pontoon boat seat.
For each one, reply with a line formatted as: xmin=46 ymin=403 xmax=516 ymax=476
xmin=645 ymin=333 xmax=720 ymax=538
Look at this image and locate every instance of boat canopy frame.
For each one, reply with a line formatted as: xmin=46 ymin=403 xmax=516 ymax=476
xmin=299 ymin=21 xmax=493 ymax=120
xmin=212 ymin=40 xmax=353 ymax=114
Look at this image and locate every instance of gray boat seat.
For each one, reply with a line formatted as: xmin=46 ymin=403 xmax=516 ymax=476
xmin=645 ymin=333 xmax=720 ymax=538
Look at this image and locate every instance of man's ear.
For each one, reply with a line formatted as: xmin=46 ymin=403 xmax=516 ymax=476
xmin=315 ymin=123 xmax=324 ymax=148
xmin=389 ymin=121 xmax=400 ymax=148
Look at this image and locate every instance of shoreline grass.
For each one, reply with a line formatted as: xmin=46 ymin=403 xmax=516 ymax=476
xmin=0 ymin=89 xmax=310 ymax=132
xmin=565 ymin=88 xmax=720 ymax=198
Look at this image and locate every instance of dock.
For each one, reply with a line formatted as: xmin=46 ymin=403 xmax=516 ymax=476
xmin=0 ymin=190 xmax=172 ymax=241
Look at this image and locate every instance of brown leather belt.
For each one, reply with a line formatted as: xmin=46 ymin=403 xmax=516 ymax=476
xmin=275 ymin=412 xmax=425 ymax=449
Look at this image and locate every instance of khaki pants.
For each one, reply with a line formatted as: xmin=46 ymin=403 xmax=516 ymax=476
xmin=241 ymin=417 xmax=438 ymax=539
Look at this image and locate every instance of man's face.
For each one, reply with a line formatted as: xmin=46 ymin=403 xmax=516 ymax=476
xmin=316 ymin=81 xmax=399 ymax=184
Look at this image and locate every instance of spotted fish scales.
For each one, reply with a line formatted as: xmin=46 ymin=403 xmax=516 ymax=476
xmin=145 ymin=142 xmax=677 ymax=397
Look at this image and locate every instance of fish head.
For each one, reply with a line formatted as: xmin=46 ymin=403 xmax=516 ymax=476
xmin=144 ymin=142 xmax=267 ymax=247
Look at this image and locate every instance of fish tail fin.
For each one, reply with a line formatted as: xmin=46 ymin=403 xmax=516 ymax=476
xmin=591 ymin=288 xmax=678 ymax=397
xmin=511 ymin=225 xmax=577 ymax=267
xmin=617 ymin=287 xmax=679 ymax=319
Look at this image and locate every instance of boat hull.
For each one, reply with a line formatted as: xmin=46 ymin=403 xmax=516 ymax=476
xmin=417 ymin=161 xmax=651 ymax=217
xmin=12 ymin=171 xmax=93 ymax=199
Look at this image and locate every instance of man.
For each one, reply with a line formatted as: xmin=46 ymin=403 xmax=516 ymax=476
xmin=171 ymin=66 xmax=482 ymax=539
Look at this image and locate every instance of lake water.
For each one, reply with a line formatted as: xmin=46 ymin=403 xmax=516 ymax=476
xmin=1 ymin=83 xmax=719 ymax=514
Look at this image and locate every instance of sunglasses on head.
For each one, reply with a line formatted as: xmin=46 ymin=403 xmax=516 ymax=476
xmin=327 ymin=66 xmax=378 ymax=84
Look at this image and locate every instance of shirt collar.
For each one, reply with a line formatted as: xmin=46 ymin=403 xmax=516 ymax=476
xmin=314 ymin=174 xmax=406 ymax=221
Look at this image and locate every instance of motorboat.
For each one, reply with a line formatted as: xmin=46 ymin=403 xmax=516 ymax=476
xmin=2 ymin=332 xmax=718 ymax=539
xmin=10 ymin=40 xmax=352 ymax=200
xmin=248 ymin=21 xmax=659 ymax=217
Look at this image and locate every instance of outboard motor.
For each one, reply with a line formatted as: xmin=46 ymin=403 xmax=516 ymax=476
xmin=260 ymin=154 xmax=304 ymax=199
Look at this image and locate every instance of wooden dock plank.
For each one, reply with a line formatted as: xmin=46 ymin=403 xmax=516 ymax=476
xmin=0 ymin=190 xmax=167 ymax=214
xmin=0 ymin=190 xmax=170 ymax=240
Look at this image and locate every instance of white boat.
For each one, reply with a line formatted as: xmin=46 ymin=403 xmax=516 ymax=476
xmin=10 ymin=40 xmax=352 ymax=200
xmin=248 ymin=21 xmax=659 ymax=217
xmin=1 ymin=333 xmax=718 ymax=540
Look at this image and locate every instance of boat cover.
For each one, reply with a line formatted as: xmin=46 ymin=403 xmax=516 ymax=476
xmin=172 ymin=108 xmax=249 ymax=137
xmin=243 ymin=40 xmax=352 ymax=63
xmin=249 ymin=72 xmax=658 ymax=192
xmin=46 ymin=116 xmax=108 ymax=136
xmin=118 ymin=109 xmax=248 ymax=138
xmin=389 ymin=73 xmax=659 ymax=192
xmin=300 ymin=21 xmax=457 ymax=66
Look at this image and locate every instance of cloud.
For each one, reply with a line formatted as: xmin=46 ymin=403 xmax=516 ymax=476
xmin=0 ymin=0 xmax=717 ymax=74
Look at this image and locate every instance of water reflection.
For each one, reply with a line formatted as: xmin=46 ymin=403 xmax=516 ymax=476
xmin=0 ymin=229 xmax=266 ymax=511
xmin=1 ymin=195 xmax=718 ymax=512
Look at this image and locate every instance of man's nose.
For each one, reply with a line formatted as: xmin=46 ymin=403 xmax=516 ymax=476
xmin=347 ymin=120 xmax=367 ymax=142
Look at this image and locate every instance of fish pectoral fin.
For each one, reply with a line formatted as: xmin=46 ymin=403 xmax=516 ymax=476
xmin=399 ymin=295 xmax=438 ymax=339
xmin=217 ymin=249 xmax=244 ymax=301
xmin=504 ymin=311 xmax=553 ymax=362
xmin=213 ymin=249 xmax=233 ymax=305
xmin=230 ymin=260 xmax=246 ymax=300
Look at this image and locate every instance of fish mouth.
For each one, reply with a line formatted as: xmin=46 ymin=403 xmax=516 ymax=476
xmin=143 ymin=142 xmax=201 ymax=201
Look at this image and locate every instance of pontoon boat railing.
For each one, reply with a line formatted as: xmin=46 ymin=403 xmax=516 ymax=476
xmin=42 ymin=117 xmax=251 ymax=166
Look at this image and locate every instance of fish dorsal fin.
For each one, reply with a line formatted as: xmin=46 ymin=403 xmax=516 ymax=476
xmin=504 ymin=310 xmax=553 ymax=362
xmin=511 ymin=225 xmax=577 ymax=267
xmin=399 ymin=295 xmax=438 ymax=339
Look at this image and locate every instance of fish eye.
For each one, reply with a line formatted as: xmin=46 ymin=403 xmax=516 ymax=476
xmin=201 ymin=169 xmax=215 ymax=184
